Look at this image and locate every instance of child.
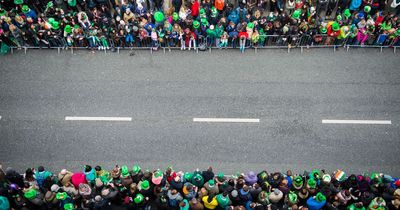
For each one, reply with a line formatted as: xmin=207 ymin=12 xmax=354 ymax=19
xmin=238 ymin=30 xmax=248 ymax=53
xmin=219 ymin=31 xmax=228 ymax=48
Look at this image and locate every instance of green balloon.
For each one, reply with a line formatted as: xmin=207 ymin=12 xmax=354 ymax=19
xmin=154 ymin=11 xmax=164 ymax=23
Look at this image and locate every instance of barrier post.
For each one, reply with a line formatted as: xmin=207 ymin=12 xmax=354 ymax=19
xmin=150 ymin=47 xmax=153 ymax=54
xmin=287 ymin=46 xmax=290 ymax=53
xmin=11 ymin=47 xmax=13 ymax=54
xmin=394 ymin=46 xmax=396 ymax=54
xmin=58 ymin=47 xmax=60 ymax=54
xmin=117 ymin=47 xmax=120 ymax=54
xmin=24 ymin=47 xmax=27 ymax=54
xmin=255 ymin=47 xmax=257 ymax=54
xmin=209 ymin=47 xmax=211 ymax=53
xmin=71 ymin=47 xmax=73 ymax=55
xmin=333 ymin=46 xmax=336 ymax=53
xmin=346 ymin=45 xmax=349 ymax=52
xmin=380 ymin=46 xmax=383 ymax=53
xmin=163 ymin=47 xmax=166 ymax=54
xmin=301 ymin=46 xmax=303 ymax=54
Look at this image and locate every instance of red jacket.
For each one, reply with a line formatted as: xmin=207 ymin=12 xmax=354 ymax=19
xmin=327 ymin=26 xmax=340 ymax=37
xmin=239 ymin=31 xmax=248 ymax=39
xmin=191 ymin=0 xmax=199 ymax=17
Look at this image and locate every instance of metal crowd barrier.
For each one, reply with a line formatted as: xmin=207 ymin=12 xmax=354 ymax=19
xmin=4 ymin=34 xmax=399 ymax=54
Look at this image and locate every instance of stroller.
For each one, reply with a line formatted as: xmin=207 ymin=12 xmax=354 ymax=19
xmin=198 ymin=35 xmax=207 ymax=51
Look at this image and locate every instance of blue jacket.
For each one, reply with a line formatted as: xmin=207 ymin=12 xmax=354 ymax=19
xmin=307 ymin=197 xmax=326 ymax=210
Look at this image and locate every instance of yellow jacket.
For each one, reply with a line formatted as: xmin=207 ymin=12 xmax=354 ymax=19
xmin=202 ymin=196 xmax=218 ymax=209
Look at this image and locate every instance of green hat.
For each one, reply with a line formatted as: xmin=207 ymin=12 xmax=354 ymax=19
xmin=347 ymin=203 xmax=366 ymax=210
xmin=315 ymin=192 xmax=326 ymax=202
xmin=201 ymin=18 xmax=209 ymax=26
xmin=192 ymin=173 xmax=204 ymax=187
xmin=24 ymin=189 xmax=37 ymax=200
xmin=332 ymin=22 xmax=340 ymax=31
xmin=134 ymin=194 xmax=144 ymax=204
xmin=396 ymin=29 xmax=400 ymax=36
xmin=211 ymin=6 xmax=218 ymax=17
xmin=172 ymin=12 xmax=179 ymax=21
xmin=292 ymin=9 xmax=301 ymax=19
xmin=200 ymin=8 xmax=205 ymax=16
xmin=307 ymin=178 xmax=317 ymax=189
xmin=364 ymin=5 xmax=371 ymax=13
xmin=370 ymin=172 xmax=382 ymax=182
xmin=208 ymin=179 xmax=215 ymax=186
xmin=193 ymin=20 xmax=200 ymax=29
xmin=337 ymin=14 xmax=342 ymax=21
xmin=56 ymin=192 xmax=68 ymax=200
xmin=67 ymin=0 xmax=77 ymax=7
xmin=47 ymin=1 xmax=54 ymax=8
xmin=0 ymin=8 xmax=7 ymax=17
xmin=293 ymin=176 xmax=303 ymax=189
xmin=154 ymin=11 xmax=164 ymax=23
xmin=22 ymin=5 xmax=29 ymax=13
xmin=184 ymin=172 xmax=193 ymax=182
xmin=14 ymin=0 xmax=23 ymax=5
xmin=343 ymin=9 xmax=351 ymax=18
xmin=288 ymin=191 xmax=298 ymax=204
xmin=247 ymin=22 xmax=254 ymax=29
xmin=311 ymin=169 xmax=321 ymax=180
xmin=132 ymin=165 xmax=141 ymax=175
xmin=52 ymin=21 xmax=60 ymax=30
xmin=64 ymin=203 xmax=74 ymax=210
xmin=140 ymin=180 xmax=150 ymax=190
xmin=74 ymin=24 xmax=79 ymax=29
xmin=100 ymin=171 xmax=112 ymax=184
xmin=320 ymin=27 xmax=327 ymax=33
xmin=48 ymin=17 xmax=55 ymax=23
xmin=64 ymin=24 xmax=72 ymax=33
xmin=121 ymin=165 xmax=129 ymax=177
xmin=217 ymin=173 xmax=225 ymax=180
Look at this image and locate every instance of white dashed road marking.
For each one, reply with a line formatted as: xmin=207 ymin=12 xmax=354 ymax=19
xmin=322 ymin=119 xmax=391 ymax=125
xmin=193 ymin=118 xmax=260 ymax=123
xmin=65 ymin=116 xmax=132 ymax=121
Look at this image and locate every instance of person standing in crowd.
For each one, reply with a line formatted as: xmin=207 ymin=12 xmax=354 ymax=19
xmin=0 ymin=0 xmax=398 ymax=53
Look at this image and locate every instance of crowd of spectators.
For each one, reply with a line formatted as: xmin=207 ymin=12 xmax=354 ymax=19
xmin=0 ymin=0 xmax=399 ymax=53
xmin=0 ymin=164 xmax=400 ymax=210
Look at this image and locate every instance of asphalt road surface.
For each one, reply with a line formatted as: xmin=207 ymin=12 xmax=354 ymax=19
xmin=0 ymin=48 xmax=399 ymax=176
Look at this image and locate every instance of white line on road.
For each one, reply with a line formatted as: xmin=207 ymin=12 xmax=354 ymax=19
xmin=193 ymin=118 xmax=260 ymax=123
xmin=322 ymin=119 xmax=391 ymax=125
xmin=65 ymin=116 xmax=132 ymax=121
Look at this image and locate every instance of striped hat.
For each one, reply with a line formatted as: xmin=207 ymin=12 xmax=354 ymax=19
xmin=335 ymin=170 xmax=346 ymax=182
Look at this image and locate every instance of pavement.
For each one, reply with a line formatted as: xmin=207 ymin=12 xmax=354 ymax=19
xmin=0 ymin=47 xmax=399 ymax=176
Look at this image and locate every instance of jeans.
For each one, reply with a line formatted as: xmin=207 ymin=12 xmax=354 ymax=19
xmin=239 ymin=38 xmax=246 ymax=52
xmin=126 ymin=34 xmax=134 ymax=46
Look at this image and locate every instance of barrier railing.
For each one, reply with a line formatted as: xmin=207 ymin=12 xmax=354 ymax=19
xmin=4 ymin=34 xmax=399 ymax=54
